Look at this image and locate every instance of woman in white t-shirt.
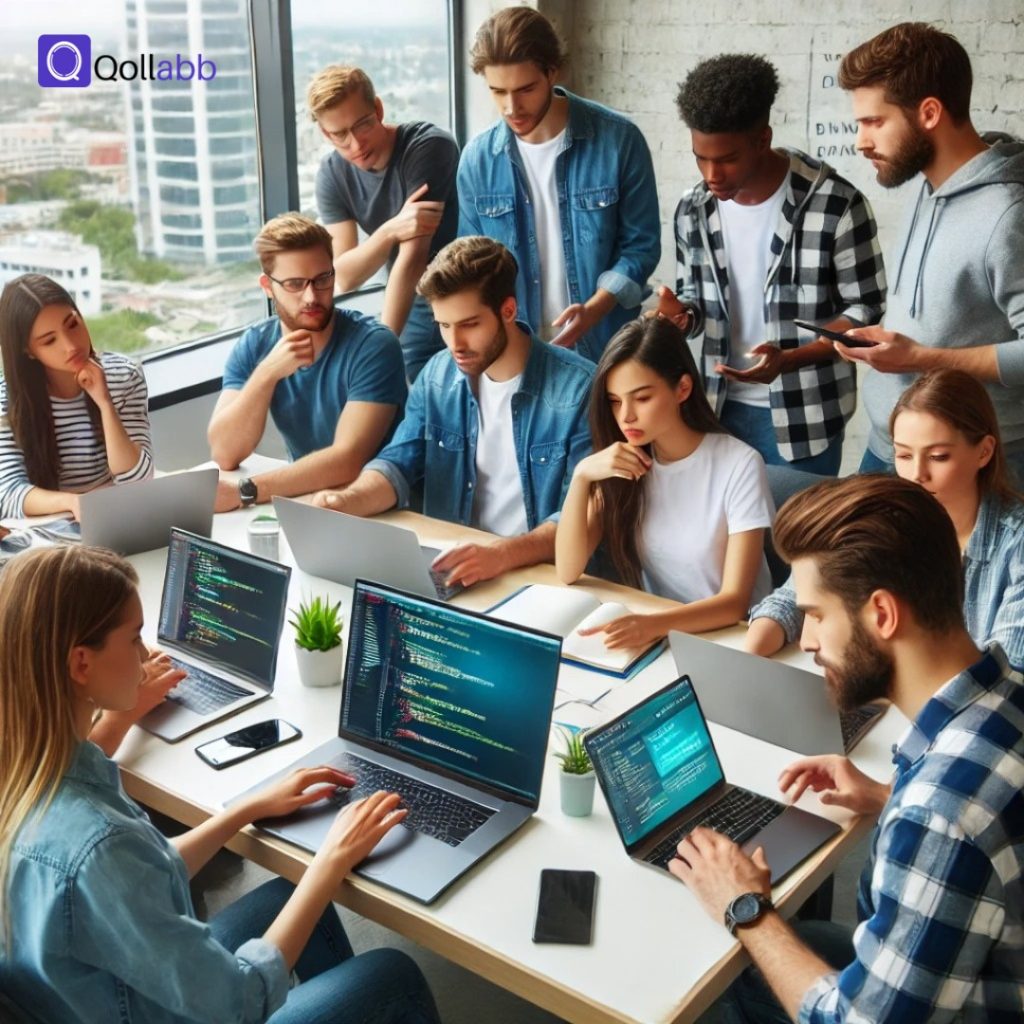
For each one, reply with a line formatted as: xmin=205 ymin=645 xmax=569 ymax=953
xmin=556 ymin=317 xmax=773 ymax=650
xmin=0 ymin=274 xmax=153 ymax=520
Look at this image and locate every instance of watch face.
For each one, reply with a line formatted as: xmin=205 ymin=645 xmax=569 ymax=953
xmin=731 ymin=893 xmax=763 ymax=924
xmin=239 ymin=478 xmax=257 ymax=503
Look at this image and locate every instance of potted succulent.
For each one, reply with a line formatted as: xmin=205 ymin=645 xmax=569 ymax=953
xmin=290 ymin=595 xmax=344 ymax=687
xmin=553 ymin=726 xmax=596 ymax=817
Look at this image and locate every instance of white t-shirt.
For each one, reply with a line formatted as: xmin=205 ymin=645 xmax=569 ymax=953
xmin=639 ymin=432 xmax=773 ymax=607
xmin=717 ymin=178 xmax=787 ymax=407
xmin=472 ymin=372 xmax=528 ymax=536
xmin=515 ymin=130 xmax=569 ymax=341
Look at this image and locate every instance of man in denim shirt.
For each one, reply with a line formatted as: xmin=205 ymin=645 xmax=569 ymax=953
xmin=313 ymin=237 xmax=594 ymax=588
xmin=672 ymin=475 xmax=1024 ymax=1024
xmin=456 ymin=6 xmax=659 ymax=364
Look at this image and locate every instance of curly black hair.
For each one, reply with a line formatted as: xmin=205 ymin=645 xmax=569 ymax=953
xmin=676 ymin=54 xmax=779 ymax=133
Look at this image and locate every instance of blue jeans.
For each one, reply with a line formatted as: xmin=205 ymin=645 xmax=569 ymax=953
xmin=858 ymin=447 xmax=893 ymax=474
xmin=400 ymin=295 xmax=444 ymax=383
xmin=720 ymin=401 xmax=843 ymax=476
xmin=698 ymin=920 xmax=855 ymax=1024
xmin=209 ymin=877 xmax=440 ymax=1024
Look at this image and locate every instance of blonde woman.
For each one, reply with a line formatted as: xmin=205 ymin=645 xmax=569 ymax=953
xmin=0 ymin=546 xmax=439 ymax=1024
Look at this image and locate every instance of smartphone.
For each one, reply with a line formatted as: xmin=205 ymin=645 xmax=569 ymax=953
xmin=532 ymin=869 xmax=597 ymax=945
xmin=195 ymin=719 xmax=302 ymax=769
xmin=792 ymin=319 xmax=875 ymax=348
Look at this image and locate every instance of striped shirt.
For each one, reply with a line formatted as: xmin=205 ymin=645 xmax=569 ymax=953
xmin=800 ymin=645 xmax=1024 ymax=1022
xmin=751 ymin=492 xmax=1024 ymax=668
xmin=0 ymin=351 xmax=153 ymax=519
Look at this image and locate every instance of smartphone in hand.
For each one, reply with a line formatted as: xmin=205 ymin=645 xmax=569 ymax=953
xmin=792 ymin=319 xmax=875 ymax=349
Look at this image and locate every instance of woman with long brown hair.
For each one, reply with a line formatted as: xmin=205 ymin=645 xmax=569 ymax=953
xmin=0 ymin=545 xmax=439 ymax=1024
xmin=0 ymin=273 xmax=153 ymax=520
xmin=556 ymin=316 xmax=773 ymax=649
xmin=747 ymin=368 xmax=1024 ymax=664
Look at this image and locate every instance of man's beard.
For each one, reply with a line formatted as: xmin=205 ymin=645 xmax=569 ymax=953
xmin=275 ymin=300 xmax=332 ymax=334
xmin=872 ymin=121 xmax=935 ymax=188
xmin=459 ymin=320 xmax=508 ymax=377
xmin=817 ymin=617 xmax=894 ymax=711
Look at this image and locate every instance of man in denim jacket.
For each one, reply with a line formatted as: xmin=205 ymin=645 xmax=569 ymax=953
xmin=456 ymin=6 xmax=660 ymax=364
xmin=312 ymin=237 xmax=594 ymax=588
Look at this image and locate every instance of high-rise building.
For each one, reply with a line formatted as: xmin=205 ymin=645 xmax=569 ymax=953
xmin=125 ymin=0 xmax=260 ymax=265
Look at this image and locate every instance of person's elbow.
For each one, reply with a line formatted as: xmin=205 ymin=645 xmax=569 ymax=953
xmin=207 ymin=423 xmax=244 ymax=470
xmin=716 ymin=590 xmax=753 ymax=626
xmin=554 ymin=549 xmax=584 ymax=585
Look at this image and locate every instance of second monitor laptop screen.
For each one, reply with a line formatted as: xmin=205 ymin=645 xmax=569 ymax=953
xmin=158 ymin=529 xmax=291 ymax=687
xmin=586 ymin=677 xmax=725 ymax=848
xmin=342 ymin=580 xmax=563 ymax=804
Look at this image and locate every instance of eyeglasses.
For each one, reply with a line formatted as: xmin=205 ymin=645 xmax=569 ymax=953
xmin=266 ymin=269 xmax=335 ymax=294
xmin=322 ymin=112 xmax=378 ymax=149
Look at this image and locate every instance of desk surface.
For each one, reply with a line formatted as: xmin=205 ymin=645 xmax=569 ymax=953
xmin=115 ymin=504 xmax=905 ymax=1024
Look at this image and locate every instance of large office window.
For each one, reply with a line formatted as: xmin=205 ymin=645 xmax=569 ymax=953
xmin=0 ymin=1 xmax=456 ymax=368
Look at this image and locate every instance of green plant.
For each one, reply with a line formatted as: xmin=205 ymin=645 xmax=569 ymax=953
xmin=289 ymin=595 xmax=343 ymax=652
xmin=552 ymin=726 xmax=592 ymax=775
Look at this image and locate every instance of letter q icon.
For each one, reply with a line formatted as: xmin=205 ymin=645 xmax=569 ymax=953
xmin=38 ymin=35 xmax=92 ymax=88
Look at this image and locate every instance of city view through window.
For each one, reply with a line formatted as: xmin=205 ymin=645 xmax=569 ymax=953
xmin=0 ymin=0 xmax=451 ymax=360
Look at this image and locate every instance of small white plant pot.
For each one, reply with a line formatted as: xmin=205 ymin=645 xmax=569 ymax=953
xmin=295 ymin=642 xmax=343 ymax=688
xmin=559 ymin=770 xmax=596 ymax=817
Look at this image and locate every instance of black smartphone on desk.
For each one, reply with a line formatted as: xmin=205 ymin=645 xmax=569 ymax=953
xmin=792 ymin=319 xmax=875 ymax=348
xmin=533 ymin=869 xmax=597 ymax=944
xmin=195 ymin=719 xmax=302 ymax=769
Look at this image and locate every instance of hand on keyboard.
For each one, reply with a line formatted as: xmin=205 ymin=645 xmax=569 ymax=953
xmin=429 ymin=542 xmax=506 ymax=589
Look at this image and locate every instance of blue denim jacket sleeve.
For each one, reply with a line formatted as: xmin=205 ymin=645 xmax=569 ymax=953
xmin=456 ymin=153 xmax=485 ymax=238
xmin=594 ymin=125 xmax=661 ymax=310
xmin=365 ymin=368 xmax=431 ymax=509
xmin=72 ymin=829 xmax=289 ymax=1024
xmin=545 ymin=402 xmax=593 ymax=525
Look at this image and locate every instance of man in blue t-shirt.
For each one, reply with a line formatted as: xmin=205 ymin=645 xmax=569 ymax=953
xmin=209 ymin=213 xmax=407 ymax=512
xmin=309 ymin=65 xmax=459 ymax=382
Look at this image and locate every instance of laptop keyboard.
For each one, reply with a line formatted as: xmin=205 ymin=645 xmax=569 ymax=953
xmin=334 ymin=753 xmax=494 ymax=847
xmin=164 ymin=657 xmax=251 ymax=716
xmin=644 ymin=787 xmax=785 ymax=870
xmin=839 ymin=704 xmax=883 ymax=750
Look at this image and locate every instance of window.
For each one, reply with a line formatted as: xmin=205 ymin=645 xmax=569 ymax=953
xmin=0 ymin=0 xmax=457 ymax=373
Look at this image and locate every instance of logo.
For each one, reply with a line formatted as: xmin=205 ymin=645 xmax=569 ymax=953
xmin=38 ymin=35 xmax=92 ymax=88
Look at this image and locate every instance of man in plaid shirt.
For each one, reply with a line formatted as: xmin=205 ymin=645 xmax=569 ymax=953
xmin=660 ymin=55 xmax=886 ymax=475
xmin=672 ymin=475 xmax=1023 ymax=1023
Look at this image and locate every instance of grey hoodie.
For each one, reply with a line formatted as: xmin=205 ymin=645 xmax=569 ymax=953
xmin=864 ymin=135 xmax=1024 ymax=459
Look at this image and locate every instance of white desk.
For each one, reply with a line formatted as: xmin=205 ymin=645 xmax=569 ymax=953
xmin=115 ymin=506 xmax=904 ymax=1024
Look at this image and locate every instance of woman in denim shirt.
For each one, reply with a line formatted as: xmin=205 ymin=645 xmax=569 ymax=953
xmin=0 ymin=546 xmax=439 ymax=1024
xmin=748 ymin=369 xmax=1024 ymax=666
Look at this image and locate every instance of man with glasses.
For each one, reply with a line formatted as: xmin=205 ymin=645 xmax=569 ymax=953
xmin=208 ymin=214 xmax=407 ymax=511
xmin=309 ymin=65 xmax=459 ymax=381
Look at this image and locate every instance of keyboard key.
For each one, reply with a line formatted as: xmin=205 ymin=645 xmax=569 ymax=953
xmin=644 ymin=788 xmax=785 ymax=870
xmin=336 ymin=753 xmax=494 ymax=847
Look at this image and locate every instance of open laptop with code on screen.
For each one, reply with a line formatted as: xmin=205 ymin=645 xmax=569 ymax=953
xmin=242 ymin=578 xmax=563 ymax=904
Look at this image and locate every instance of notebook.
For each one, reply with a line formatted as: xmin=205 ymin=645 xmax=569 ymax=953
xmin=487 ymin=584 xmax=662 ymax=676
xmin=239 ymin=579 xmax=563 ymax=904
xmin=584 ymin=676 xmax=840 ymax=883
xmin=139 ymin=529 xmax=291 ymax=742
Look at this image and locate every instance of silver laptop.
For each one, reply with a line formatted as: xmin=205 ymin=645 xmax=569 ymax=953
xmin=240 ymin=578 xmax=562 ymax=904
xmin=585 ymin=676 xmax=841 ymax=884
xmin=79 ymin=469 xmax=217 ymax=554
xmin=273 ymin=497 xmax=463 ymax=601
xmin=140 ymin=529 xmax=291 ymax=742
xmin=669 ymin=632 xmax=885 ymax=756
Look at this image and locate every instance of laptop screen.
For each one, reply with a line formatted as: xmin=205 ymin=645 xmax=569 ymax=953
xmin=585 ymin=676 xmax=725 ymax=849
xmin=158 ymin=529 xmax=291 ymax=688
xmin=341 ymin=580 xmax=562 ymax=804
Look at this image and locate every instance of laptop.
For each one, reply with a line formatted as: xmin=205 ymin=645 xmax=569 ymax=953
xmin=584 ymin=676 xmax=841 ymax=884
xmin=241 ymin=578 xmax=563 ymax=904
xmin=139 ymin=528 xmax=291 ymax=742
xmin=669 ymin=632 xmax=885 ymax=756
xmin=80 ymin=469 xmax=218 ymax=554
xmin=273 ymin=497 xmax=464 ymax=601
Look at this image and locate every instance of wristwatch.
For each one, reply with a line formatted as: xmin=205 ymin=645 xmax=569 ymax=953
xmin=238 ymin=477 xmax=258 ymax=508
xmin=724 ymin=892 xmax=773 ymax=936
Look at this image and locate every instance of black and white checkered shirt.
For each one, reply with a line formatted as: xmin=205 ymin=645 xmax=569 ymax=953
xmin=674 ymin=149 xmax=886 ymax=462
